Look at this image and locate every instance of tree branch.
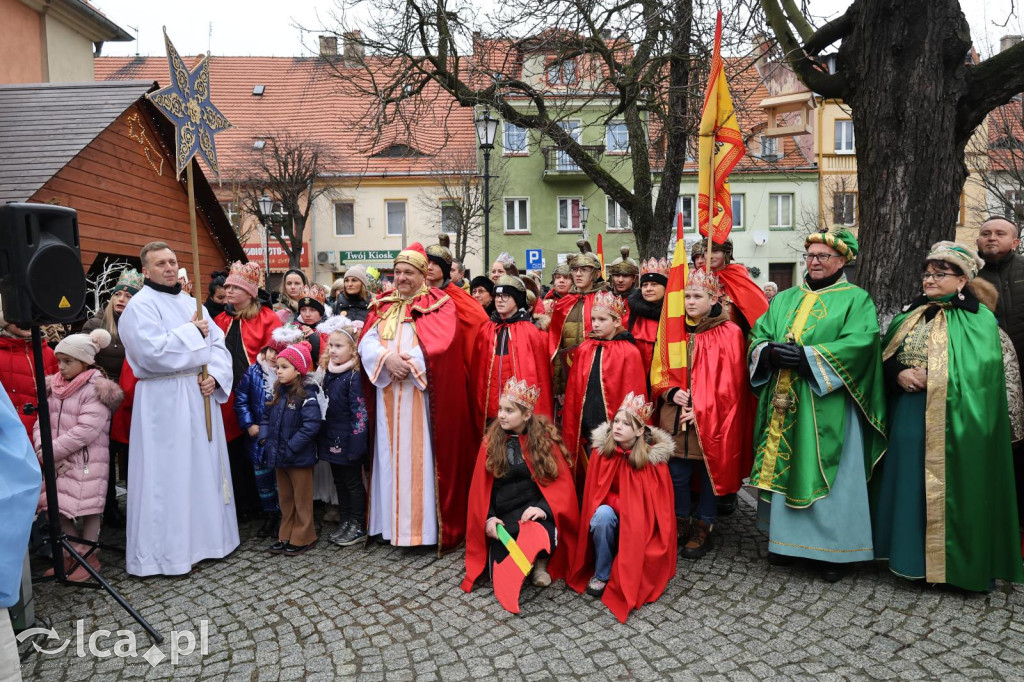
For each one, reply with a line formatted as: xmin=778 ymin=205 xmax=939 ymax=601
xmin=760 ymin=0 xmax=847 ymax=99
xmin=780 ymin=0 xmax=814 ymax=42
xmin=958 ymin=41 xmax=1024 ymax=141
xmin=803 ymin=9 xmax=852 ymax=55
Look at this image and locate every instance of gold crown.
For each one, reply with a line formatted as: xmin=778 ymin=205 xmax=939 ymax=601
xmin=301 ymin=283 xmax=329 ymax=304
xmin=685 ymin=268 xmax=722 ymax=297
xmin=500 ymin=376 xmax=541 ymax=411
xmin=228 ymin=260 xmax=264 ymax=288
xmin=640 ymin=257 xmax=670 ymax=278
xmin=592 ymin=290 xmax=627 ymax=319
xmin=619 ymin=391 xmax=653 ymax=425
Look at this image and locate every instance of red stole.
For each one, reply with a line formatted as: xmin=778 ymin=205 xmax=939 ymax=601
xmin=214 ymin=307 xmax=282 ymax=441
xmin=570 ymin=439 xmax=677 ymax=623
xmin=630 ymin=316 xmax=659 ymax=378
xmin=690 ymin=320 xmax=756 ymax=495
xmin=561 ymin=337 xmax=647 ymax=472
xmin=470 ymin=317 xmax=553 ymax=430
xmin=714 ymin=264 xmax=769 ymax=329
xmin=111 ymin=359 xmax=136 ymax=444
xmin=462 ymin=435 xmax=583 ymax=592
xmin=363 ymin=288 xmax=477 ymax=550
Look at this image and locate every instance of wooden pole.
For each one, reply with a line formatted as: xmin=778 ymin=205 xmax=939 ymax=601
xmin=706 ymin=127 xmax=715 ymax=274
xmin=186 ymin=162 xmax=214 ymax=441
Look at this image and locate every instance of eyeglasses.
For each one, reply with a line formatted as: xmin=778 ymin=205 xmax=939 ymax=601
xmin=921 ymin=272 xmax=954 ymax=282
xmin=803 ymin=253 xmax=837 ymax=263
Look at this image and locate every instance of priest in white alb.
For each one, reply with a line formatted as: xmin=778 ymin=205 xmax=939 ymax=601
xmin=359 ymin=243 xmax=476 ymax=551
xmin=119 ymin=241 xmax=238 ymax=576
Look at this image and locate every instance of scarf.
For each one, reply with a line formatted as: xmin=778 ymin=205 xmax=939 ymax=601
xmin=327 ymin=358 xmax=356 ymax=374
xmin=144 ymin=278 xmax=182 ymax=295
xmin=373 ymin=284 xmax=428 ymax=340
xmin=52 ymin=368 xmax=97 ymax=400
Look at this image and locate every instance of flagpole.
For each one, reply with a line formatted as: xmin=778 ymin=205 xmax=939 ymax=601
xmin=187 ymin=161 xmax=214 ymax=441
xmin=705 ymin=128 xmax=714 ymax=273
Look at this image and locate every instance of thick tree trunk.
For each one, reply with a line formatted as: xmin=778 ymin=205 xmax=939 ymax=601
xmin=840 ymin=0 xmax=971 ymax=321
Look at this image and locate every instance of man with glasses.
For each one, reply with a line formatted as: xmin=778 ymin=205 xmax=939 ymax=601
xmin=747 ymin=228 xmax=887 ymax=582
xmin=548 ymin=240 xmax=610 ymax=422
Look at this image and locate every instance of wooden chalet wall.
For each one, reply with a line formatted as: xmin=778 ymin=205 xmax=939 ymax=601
xmin=30 ymin=100 xmax=231 ymax=276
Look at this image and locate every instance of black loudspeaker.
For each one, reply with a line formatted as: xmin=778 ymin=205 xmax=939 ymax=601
xmin=0 ymin=203 xmax=86 ymax=327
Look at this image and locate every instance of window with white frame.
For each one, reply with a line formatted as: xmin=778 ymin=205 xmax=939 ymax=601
xmin=334 ymin=201 xmax=355 ymax=236
xmin=760 ymin=135 xmax=779 ymax=160
xmin=731 ymin=194 xmax=745 ymax=229
xmin=606 ymin=122 xmax=629 ymax=153
xmin=385 ymin=200 xmax=406 ymax=236
xmin=676 ymin=195 xmax=695 ymax=232
xmin=504 ymin=198 xmax=530 ymax=233
xmin=440 ymin=202 xmax=460 ymax=234
xmin=606 ymin=197 xmax=631 ymax=231
xmin=558 ymin=198 xmax=583 ymax=232
xmin=834 ymin=120 xmax=855 ymax=153
xmin=547 ymin=59 xmax=578 ymax=86
xmin=1004 ymin=190 xmax=1024 ymax=222
xmin=503 ymin=121 xmax=527 ymax=155
xmin=833 ymin=192 xmax=857 ymax=225
xmin=769 ymin=193 xmax=793 ymax=229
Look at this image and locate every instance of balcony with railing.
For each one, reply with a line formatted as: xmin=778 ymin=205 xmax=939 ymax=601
xmin=542 ymin=145 xmax=605 ymax=180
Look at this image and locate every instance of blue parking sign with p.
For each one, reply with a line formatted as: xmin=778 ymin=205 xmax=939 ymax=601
xmin=525 ymin=249 xmax=543 ymax=270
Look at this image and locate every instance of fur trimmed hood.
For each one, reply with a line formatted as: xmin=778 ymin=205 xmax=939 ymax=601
xmin=589 ymin=421 xmax=675 ymax=466
xmin=45 ymin=372 xmax=124 ymax=411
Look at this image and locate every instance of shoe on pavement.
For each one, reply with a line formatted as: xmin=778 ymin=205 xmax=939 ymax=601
xmin=267 ymin=540 xmax=289 ymax=554
xmin=681 ymin=520 xmax=714 ymax=559
xmin=283 ymin=541 xmax=316 ymax=556
xmin=334 ymin=525 xmax=367 ymax=547
xmin=586 ymin=577 xmax=607 ymax=597
xmin=531 ymin=556 xmax=551 ymax=587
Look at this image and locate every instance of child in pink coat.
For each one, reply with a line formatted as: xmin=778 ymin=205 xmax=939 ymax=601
xmin=33 ymin=329 xmax=123 ymax=582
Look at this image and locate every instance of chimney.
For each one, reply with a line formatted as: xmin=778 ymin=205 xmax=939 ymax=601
xmin=343 ymin=31 xmax=365 ymax=68
xmin=1001 ymin=35 xmax=1022 ymax=53
xmin=319 ymin=35 xmax=338 ymax=58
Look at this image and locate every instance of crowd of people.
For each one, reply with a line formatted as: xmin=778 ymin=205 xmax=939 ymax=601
xmin=3 ymin=217 xmax=1024 ymax=626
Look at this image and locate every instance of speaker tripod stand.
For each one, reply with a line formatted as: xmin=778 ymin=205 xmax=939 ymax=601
xmin=31 ymin=326 xmax=162 ymax=645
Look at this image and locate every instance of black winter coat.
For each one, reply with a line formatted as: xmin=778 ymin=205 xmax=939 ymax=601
xmin=259 ymin=381 xmax=321 ymax=469
xmin=318 ymin=368 xmax=369 ymax=466
xmin=330 ymin=294 xmax=369 ymax=323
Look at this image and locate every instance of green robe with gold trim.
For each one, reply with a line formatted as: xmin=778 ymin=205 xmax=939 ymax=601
xmin=748 ymin=277 xmax=887 ymax=507
xmin=873 ymin=295 xmax=1024 ymax=590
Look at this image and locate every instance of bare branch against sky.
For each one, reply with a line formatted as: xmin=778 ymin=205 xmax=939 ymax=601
xmin=94 ymin=0 xmax=1018 ymax=59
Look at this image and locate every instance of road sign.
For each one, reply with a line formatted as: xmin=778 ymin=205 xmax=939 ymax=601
xmin=525 ymin=249 xmax=543 ymax=270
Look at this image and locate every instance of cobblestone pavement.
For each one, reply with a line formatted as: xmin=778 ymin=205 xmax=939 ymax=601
xmin=18 ymin=491 xmax=1024 ymax=681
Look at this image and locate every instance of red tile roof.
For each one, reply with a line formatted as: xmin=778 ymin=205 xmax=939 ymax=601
xmin=94 ymin=56 xmax=477 ymax=180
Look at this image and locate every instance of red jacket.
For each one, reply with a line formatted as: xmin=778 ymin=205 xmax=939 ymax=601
xmin=0 ymin=335 xmax=58 ymax=440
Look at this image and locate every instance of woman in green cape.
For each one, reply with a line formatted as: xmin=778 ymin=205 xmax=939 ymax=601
xmin=873 ymin=241 xmax=1024 ymax=591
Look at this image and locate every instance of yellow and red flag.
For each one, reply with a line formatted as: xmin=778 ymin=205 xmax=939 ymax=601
xmin=697 ymin=11 xmax=745 ymax=244
xmin=650 ymin=212 xmax=689 ymax=398
xmin=596 ymin=234 xmax=606 ymax=278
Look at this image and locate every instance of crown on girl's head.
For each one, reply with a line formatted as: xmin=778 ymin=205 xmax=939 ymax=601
xmin=592 ymin=290 xmax=627 ymax=319
xmin=619 ymin=391 xmax=654 ymax=425
xmin=228 ymin=260 xmax=264 ymax=289
xmin=501 ymin=377 xmax=541 ymax=411
xmin=685 ymin=268 xmax=723 ymax=297
xmin=640 ymin=257 xmax=670 ymax=278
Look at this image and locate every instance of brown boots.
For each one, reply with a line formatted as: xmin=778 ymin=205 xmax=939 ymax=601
xmin=681 ymin=520 xmax=714 ymax=559
xmin=531 ymin=556 xmax=552 ymax=587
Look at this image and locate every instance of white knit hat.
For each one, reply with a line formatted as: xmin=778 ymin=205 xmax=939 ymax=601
xmin=54 ymin=329 xmax=111 ymax=365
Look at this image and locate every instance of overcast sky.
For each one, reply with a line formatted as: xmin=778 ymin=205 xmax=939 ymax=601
xmin=93 ymin=0 xmax=1020 ymax=60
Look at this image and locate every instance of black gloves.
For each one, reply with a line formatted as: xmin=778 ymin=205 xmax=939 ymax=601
xmin=768 ymin=342 xmax=803 ymax=369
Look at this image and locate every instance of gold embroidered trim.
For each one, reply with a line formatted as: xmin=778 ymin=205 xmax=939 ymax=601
xmin=923 ymin=310 xmax=949 ymax=583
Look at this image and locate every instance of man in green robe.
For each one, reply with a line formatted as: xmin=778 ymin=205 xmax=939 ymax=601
xmin=748 ymin=228 xmax=887 ymax=581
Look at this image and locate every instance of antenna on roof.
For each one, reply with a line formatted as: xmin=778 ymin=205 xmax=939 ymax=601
xmin=208 ymin=22 xmax=213 ymax=55
xmin=128 ymin=25 xmax=139 ymax=56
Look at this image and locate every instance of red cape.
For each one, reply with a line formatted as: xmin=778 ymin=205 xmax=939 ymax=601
xmin=569 ymin=426 xmax=677 ymax=623
xmin=690 ymin=320 xmax=755 ymax=495
xmin=363 ymin=288 xmax=477 ymax=551
xmin=561 ymin=336 xmax=647 ymax=476
xmin=547 ymin=290 xmax=600 ymax=361
xmin=111 ymin=359 xmax=136 ymax=444
xmin=470 ymin=317 xmax=553 ymax=430
xmin=630 ymin=315 xmax=658 ymax=379
xmin=215 ymin=307 xmax=282 ymax=441
xmin=714 ymin=264 xmax=769 ymax=329
xmin=444 ymin=281 xmax=490 ymax=374
xmin=462 ymin=435 xmax=584 ymax=593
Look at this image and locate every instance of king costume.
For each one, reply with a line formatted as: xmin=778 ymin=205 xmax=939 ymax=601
xmin=748 ymin=229 xmax=886 ymax=565
xmin=119 ymin=280 xmax=239 ymax=576
xmin=359 ymin=244 xmax=476 ymax=551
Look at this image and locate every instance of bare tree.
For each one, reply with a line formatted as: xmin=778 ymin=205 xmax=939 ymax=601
xmin=236 ymin=134 xmax=335 ymax=270
xmin=967 ymin=100 xmax=1024 ymax=232
xmin=85 ymin=259 xmax=135 ymax=319
xmin=761 ymin=0 xmax=1024 ymax=318
xmin=414 ymin=148 xmax=510 ymax=263
xmin=318 ymin=0 xmax=765 ymax=261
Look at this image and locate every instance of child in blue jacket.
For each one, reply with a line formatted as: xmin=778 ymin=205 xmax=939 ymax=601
xmin=260 ymin=341 xmax=321 ymax=557
xmin=235 ymin=326 xmax=303 ymax=538
xmin=316 ymin=316 xmax=369 ymax=546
